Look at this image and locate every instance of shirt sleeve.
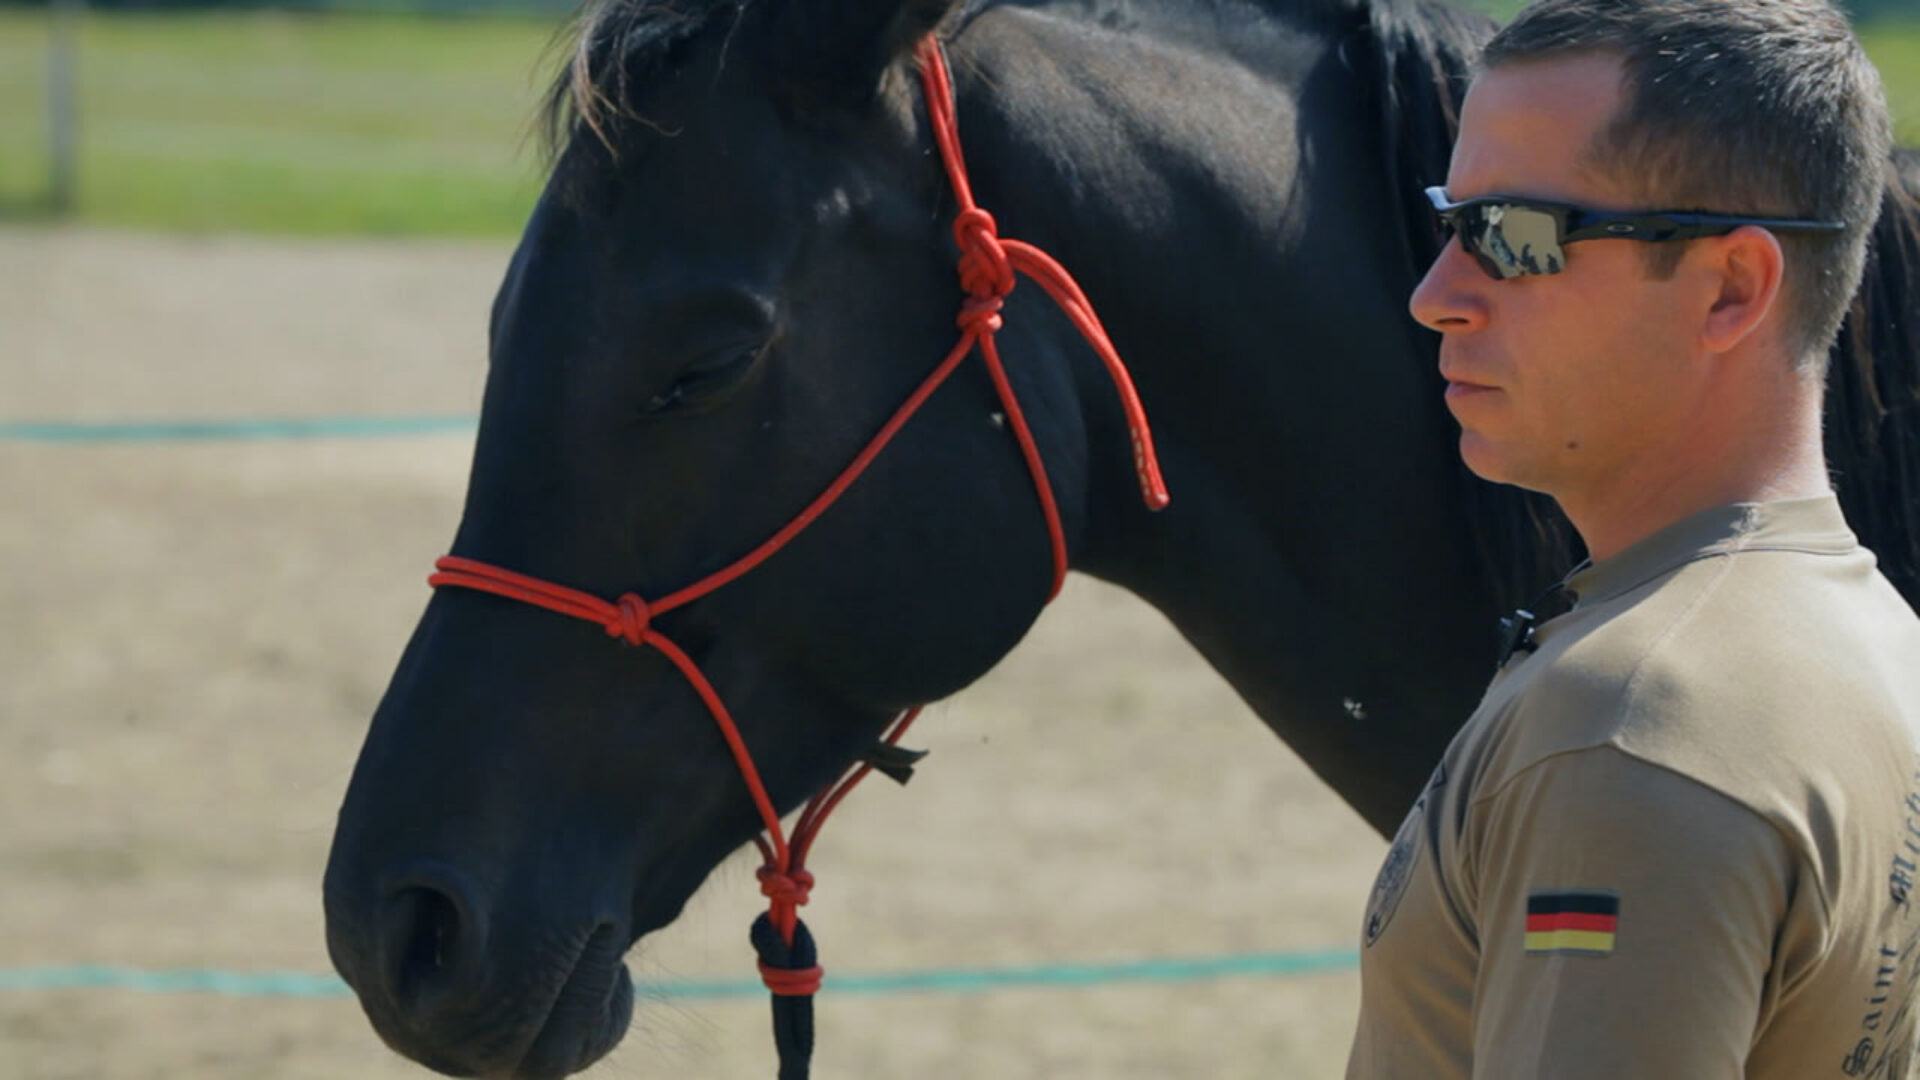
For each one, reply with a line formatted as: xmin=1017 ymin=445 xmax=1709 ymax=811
xmin=1464 ymin=744 xmax=1805 ymax=1079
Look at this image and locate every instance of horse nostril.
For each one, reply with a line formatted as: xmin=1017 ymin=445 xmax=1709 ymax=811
xmin=396 ymin=888 xmax=458 ymax=996
xmin=377 ymin=865 xmax=489 ymax=1017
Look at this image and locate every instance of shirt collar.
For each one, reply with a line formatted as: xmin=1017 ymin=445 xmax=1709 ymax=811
xmin=1566 ymin=494 xmax=1858 ymax=608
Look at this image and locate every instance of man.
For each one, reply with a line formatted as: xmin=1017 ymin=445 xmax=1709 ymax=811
xmin=1347 ymin=1 xmax=1920 ymax=1077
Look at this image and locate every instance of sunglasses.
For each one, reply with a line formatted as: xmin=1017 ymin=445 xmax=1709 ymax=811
xmin=1425 ymin=186 xmax=1846 ymax=280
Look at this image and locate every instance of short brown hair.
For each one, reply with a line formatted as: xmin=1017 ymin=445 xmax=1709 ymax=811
xmin=1482 ymin=0 xmax=1895 ymax=370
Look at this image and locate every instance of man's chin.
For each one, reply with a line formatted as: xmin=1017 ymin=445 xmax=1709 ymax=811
xmin=1457 ymin=431 xmax=1506 ymax=483
xmin=1458 ymin=436 xmax=1565 ymax=501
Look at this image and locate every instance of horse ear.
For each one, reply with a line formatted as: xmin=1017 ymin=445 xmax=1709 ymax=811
xmin=761 ymin=0 xmax=963 ymax=108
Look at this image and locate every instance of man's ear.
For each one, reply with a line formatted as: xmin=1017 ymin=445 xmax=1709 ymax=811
xmin=1698 ymin=224 xmax=1787 ymax=355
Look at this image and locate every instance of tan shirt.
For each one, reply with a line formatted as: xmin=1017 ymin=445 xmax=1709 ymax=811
xmin=1348 ymin=496 xmax=1920 ymax=1080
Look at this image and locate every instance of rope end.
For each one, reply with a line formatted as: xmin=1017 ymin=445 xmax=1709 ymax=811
xmin=1132 ymin=434 xmax=1171 ymax=511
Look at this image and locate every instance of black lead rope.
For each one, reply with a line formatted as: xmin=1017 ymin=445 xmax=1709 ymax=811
xmin=751 ymin=913 xmax=820 ymax=1080
xmin=746 ymin=741 xmax=924 ymax=1079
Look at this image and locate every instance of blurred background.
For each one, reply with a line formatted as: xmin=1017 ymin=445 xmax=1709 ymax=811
xmin=0 ymin=2 xmax=1914 ymax=1079
xmin=0 ymin=0 xmax=1911 ymax=232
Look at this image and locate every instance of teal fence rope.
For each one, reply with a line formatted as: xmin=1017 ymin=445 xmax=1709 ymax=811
xmin=0 ymin=411 xmax=1365 ymax=999
xmin=0 ymin=415 xmax=478 ymax=443
xmin=0 ymin=948 xmax=1356 ymax=1000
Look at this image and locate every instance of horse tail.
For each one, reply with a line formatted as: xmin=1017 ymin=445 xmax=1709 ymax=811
xmin=1827 ymin=148 xmax=1920 ymax=612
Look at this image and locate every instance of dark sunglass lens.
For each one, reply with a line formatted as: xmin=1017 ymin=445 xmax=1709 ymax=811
xmin=1437 ymin=201 xmax=1566 ymax=280
xmin=1482 ymin=204 xmax=1565 ymax=278
xmin=1447 ymin=204 xmax=1512 ymax=280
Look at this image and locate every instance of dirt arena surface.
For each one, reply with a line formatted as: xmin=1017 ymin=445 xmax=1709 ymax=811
xmin=0 ymin=225 xmax=1386 ymax=1079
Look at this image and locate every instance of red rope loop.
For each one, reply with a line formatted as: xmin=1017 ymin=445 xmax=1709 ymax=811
xmin=606 ymin=594 xmax=651 ymax=645
xmin=757 ymin=960 xmax=824 ymax=997
xmin=757 ymin=865 xmax=815 ymax=910
xmin=953 ymin=207 xmax=1015 ymax=300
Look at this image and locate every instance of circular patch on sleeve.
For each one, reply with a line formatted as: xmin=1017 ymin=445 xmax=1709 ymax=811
xmin=1364 ymin=814 xmax=1420 ymax=946
xmin=1364 ymin=763 xmax=1444 ymax=947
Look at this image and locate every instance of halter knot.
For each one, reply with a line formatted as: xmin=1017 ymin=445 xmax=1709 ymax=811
xmin=757 ymin=959 xmax=825 ymax=997
xmin=606 ymin=593 xmax=651 ymax=645
xmin=757 ymin=865 xmax=815 ymax=908
xmin=750 ymin=912 xmax=824 ymax=1001
xmin=953 ymin=207 xmax=1014 ymax=300
xmin=957 ymin=295 xmax=1005 ymax=334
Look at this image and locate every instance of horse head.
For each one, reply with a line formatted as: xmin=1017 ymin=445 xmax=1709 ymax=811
xmin=321 ymin=1 xmax=1127 ymax=1074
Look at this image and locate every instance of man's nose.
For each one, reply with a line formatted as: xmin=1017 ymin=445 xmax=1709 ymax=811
xmin=1409 ymin=237 xmax=1489 ymax=335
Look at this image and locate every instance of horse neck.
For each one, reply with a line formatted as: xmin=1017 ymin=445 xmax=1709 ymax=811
xmin=942 ymin=5 xmax=1331 ymax=553
xmin=941 ymin=7 xmax=1504 ymax=832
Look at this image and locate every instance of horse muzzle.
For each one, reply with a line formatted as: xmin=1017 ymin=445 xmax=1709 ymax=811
xmin=323 ymin=857 xmax=635 ymax=1079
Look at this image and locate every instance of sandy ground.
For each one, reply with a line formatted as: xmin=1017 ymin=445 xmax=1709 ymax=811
xmin=0 ymin=226 xmax=1386 ymax=1079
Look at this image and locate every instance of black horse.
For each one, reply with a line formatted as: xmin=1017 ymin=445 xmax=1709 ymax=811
xmin=322 ymin=0 xmax=1920 ymax=1074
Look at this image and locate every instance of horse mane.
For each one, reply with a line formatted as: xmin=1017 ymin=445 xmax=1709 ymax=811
xmin=537 ymin=0 xmax=1483 ymax=160
xmin=1825 ymin=147 xmax=1920 ymax=608
xmin=1323 ymin=0 xmax=1584 ymax=613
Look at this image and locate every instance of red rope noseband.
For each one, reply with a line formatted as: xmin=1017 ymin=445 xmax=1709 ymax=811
xmin=426 ymin=38 xmax=1168 ymax=1060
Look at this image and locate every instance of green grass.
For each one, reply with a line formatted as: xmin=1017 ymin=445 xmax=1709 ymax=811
xmin=0 ymin=8 xmax=563 ymax=235
xmin=1863 ymin=23 xmax=1920 ymax=147
xmin=0 ymin=8 xmax=1915 ymax=237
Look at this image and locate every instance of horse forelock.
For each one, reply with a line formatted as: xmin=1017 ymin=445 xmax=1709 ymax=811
xmin=541 ymin=0 xmax=750 ymax=162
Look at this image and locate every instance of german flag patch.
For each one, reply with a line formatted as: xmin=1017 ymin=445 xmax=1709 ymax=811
xmin=1524 ymin=890 xmax=1618 ymax=956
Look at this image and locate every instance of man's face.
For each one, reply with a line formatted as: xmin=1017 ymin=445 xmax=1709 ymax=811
xmin=1411 ymin=53 xmax=1713 ymax=498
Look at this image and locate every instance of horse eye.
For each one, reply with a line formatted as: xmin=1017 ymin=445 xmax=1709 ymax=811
xmin=640 ymin=345 xmax=765 ymax=417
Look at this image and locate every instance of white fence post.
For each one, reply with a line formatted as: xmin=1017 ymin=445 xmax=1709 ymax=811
xmin=47 ymin=0 xmax=82 ymax=215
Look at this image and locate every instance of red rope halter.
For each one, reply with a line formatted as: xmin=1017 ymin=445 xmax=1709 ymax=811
xmin=427 ymin=35 xmax=1167 ymax=1046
